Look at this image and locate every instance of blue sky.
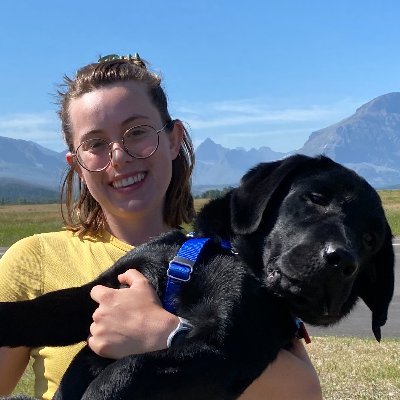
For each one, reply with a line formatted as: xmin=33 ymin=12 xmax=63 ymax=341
xmin=1 ymin=0 xmax=399 ymax=152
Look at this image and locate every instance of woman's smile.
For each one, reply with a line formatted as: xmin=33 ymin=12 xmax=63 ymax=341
xmin=111 ymin=172 xmax=146 ymax=189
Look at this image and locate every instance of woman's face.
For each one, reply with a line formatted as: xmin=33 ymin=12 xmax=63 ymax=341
xmin=66 ymin=81 xmax=182 ymax=227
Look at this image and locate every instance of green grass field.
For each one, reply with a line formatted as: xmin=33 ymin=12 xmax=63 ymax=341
xmin=308 ymin=337 xmax=400 ymax=399
xmin=0 ymin=204 xmax=63 ymax=247
xmin=379 ymin=190 xmax=400 ymax=235
xmin=3 ymin=192 xmax=400 ymax=398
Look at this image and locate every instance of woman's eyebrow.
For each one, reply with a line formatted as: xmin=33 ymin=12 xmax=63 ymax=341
xmin=80 ymin=128 xmax=104 ymax=141
xmin=80 ymin=115 xmax=149 ymax=140
xmin=121 ymin=115 xmax=149 ymax=128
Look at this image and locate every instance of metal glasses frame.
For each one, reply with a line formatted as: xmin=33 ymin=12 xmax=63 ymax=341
xmin=72 ymin=123 xmax=171 ymax=172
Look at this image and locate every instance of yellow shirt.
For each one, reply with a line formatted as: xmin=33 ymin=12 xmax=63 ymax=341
xmin=0 ymin=230 xmax=133 ymax=399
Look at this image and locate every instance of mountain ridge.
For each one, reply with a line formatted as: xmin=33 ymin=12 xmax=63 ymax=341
xmin=297 ymin=92 xmax=400 ymax=186
xmin=1 ymin=92 xmax=400 ymax=201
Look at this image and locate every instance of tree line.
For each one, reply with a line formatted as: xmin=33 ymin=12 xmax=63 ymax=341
xmin=194 ymin=187 xmax=235 ymax=199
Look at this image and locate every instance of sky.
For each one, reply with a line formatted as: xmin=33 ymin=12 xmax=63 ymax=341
xmin=0 ymin=0 xmax=399 ymax=153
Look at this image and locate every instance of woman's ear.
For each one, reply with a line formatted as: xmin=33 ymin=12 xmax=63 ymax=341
xmin=66 ymin=152 xmax=84 ymax=180
xmin=66 ymin=152 xmax=74 ymax=166
xmin=168 ymin=120 xmax=184 ymax=160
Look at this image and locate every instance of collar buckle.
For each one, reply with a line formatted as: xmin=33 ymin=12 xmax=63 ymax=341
xmin=167 ymin=256 xmax=195 ymax=282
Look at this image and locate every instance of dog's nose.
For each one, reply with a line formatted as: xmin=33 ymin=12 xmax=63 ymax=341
xmin=323 ymin=244 xmax=358 ymax=277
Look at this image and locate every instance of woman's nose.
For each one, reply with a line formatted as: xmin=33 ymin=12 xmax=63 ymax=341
xmin=110 ymin=141 xmax=132 ymax=167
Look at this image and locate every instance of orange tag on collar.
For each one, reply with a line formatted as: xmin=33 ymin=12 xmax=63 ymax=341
xmin=298 ymin=321 xmax=311 ymax=344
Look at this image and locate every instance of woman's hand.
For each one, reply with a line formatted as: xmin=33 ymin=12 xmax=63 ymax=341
xmin=88 ymin=269 xmax=179 ymax=359
xmin=239 ymin=339 xmax=322 ymax=400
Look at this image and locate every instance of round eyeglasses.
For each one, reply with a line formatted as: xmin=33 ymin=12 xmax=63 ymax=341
xmin=73 ymin=123 xmax=169 ymax=172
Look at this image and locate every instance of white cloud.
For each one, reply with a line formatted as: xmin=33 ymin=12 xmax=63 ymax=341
xmin=174 ymin=98 xmax=358 ymax=129
xmin=0 ymin=111 xmax=66 ymax=151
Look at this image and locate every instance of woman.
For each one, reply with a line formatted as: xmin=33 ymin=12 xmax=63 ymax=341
xmin=0 ymin=54 xmax=322 ymax=399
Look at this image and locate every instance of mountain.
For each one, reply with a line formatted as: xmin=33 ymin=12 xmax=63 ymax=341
xmin=0 ymin=136 xmax=66 ymax=189
xmin=193 ymin=138 xmax=285 ymax=186
xmin=0 ymin=177 xmax=59 ymax=203
xmin=297 ymin=92 xmax=400 ymax=187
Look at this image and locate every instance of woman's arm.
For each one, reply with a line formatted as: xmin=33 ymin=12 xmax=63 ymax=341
xmin=0 ymin=238 xmax=42 ymax=395
xmin=0 ymin=346 xmax=30 ymax=395
xmin=239 ymin=339 xmax=322 ymax=400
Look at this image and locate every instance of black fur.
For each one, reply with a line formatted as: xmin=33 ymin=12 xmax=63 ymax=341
xmin=0 ymin=155 xmax=394 ymax=400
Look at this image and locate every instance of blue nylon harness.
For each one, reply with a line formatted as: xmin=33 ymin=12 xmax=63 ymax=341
xmin=163 ymin=237 xmax=212 ymax=313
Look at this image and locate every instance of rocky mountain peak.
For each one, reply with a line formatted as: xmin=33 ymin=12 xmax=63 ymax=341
xmin=355 ymin=92 xmax=400 ymax=115
xmin=298 ymin=92 xmax=400 ymax=187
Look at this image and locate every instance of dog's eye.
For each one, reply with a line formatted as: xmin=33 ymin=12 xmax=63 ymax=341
xmin=363 ymin=233 xmax=375 ymax=248
xmin=306 ymin=192 xmax=328 ymax=206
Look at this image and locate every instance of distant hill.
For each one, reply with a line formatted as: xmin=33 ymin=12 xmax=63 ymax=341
xmin=193 ymin=138 xmax=285 ymax=186
xmin=0 ymin=136 xmax=65 ymax=203
xmin=0 ymin=136 xmax=66 ymax=189
xmin=0 ymin=177 xmax=59 ymax=204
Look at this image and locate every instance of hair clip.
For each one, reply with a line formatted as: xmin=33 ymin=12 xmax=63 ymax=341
xmin=98 ymin=53 xmax=142 ymax=63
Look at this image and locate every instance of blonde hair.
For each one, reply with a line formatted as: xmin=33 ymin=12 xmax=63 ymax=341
xmin=58 ymin=56 xmax=195 ymax=235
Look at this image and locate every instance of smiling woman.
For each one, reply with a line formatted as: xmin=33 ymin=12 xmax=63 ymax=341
xmin=64 ymin=80 xmax=184 ymax=241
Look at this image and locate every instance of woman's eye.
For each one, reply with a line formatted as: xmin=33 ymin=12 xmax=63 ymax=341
xmin=125 ymin=127 xmax=148 ymax=138
xmin=90 ymin=140 xmax=106 ymax=149
xmin=81 ymin=139 xmax=107 ymax=152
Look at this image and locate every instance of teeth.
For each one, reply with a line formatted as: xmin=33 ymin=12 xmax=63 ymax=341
xmin=113 ymin=173 xmax=145 ymax=189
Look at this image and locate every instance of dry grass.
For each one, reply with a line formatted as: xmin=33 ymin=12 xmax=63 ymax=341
xmin=0 ymin=203 xmax=63 ymax=246
xmin=379 ymin=190 xmax=400 ymax=209
xmin=308 ymin=337 xmax=400 ymax=399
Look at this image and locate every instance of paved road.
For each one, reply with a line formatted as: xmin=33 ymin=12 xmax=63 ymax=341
xmin=1 ymin=241 xmax=399 ymax=338
xmin=0 ymin=247 xmax=7 ymax=257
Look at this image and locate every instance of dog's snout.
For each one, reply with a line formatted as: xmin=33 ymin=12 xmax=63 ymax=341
xmin=323 ymin=244 xmax=358 ymax=277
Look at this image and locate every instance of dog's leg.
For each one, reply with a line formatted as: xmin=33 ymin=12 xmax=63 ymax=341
xmin=53 ymin=346 xmax=113 ymax=400
xmin=80 ymin=346 xmax=238 ymax=400
xmin=77 ymin=336 xmax=284 ymax=400
xmin=0 ymin=252 xmax=135 ymax=348
xmin=0 ymin=284 xmax=95 ymax=347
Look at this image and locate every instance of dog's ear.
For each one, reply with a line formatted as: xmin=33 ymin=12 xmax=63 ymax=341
xmin=230 ymin=154 xmax=312 ymax=234
xmin=194 ymin=193 xmax=233 ymax=238
xmin=359 ymin=223 xmax=395 ymax=342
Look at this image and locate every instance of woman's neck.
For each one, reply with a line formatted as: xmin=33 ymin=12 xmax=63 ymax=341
xmin=104 ymin=213 xmax=172 ymax=246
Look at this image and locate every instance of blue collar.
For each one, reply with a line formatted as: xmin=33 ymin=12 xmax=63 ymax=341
xmin=162 ymin=236 xmax=231 ymax=314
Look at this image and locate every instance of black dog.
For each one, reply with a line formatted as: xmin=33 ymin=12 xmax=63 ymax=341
xmin=0 ymin=155 xmax=394 ymax=400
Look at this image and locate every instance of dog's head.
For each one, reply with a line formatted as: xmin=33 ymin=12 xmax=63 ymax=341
xmin=228 ymin=154 xmax=394 ymax=341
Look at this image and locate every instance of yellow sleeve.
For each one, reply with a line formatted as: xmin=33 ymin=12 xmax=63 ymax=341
xmin=0 ymin=235 xmax=43 ymax=301
xmin=0 ymin=231 xmax=130 ymax=400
